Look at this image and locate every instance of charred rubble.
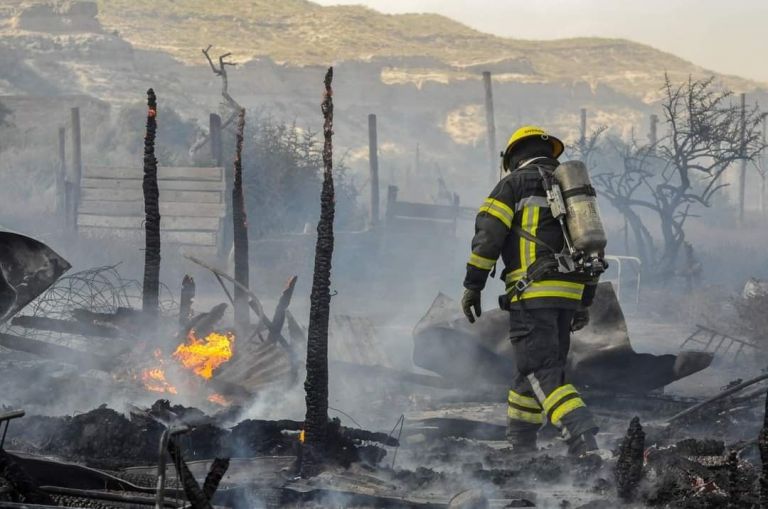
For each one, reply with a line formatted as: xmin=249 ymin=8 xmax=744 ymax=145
xmin=4 ymin=66 xmax=768 ymax=509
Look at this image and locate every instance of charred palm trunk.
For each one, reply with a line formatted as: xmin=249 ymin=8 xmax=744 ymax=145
xmin=615 ymin=416 xmax=645 ymax=501
xmin=302 ymin=67 xmax=335 ymax=476
xmin=232 ymin=108 xmax=250 ymax=329
xmin=142 ymin=89 xmax=161 ymax=316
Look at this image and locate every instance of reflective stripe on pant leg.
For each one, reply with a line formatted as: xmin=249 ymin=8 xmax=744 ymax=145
xmin=508 ymin=389 xmax=543 ymax=424
xmin=541 ymin=384 xmax=588 ymax=427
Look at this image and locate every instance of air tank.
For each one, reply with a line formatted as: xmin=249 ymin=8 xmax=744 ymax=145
xmin=553 ymin=161 xmax=607 ymax=260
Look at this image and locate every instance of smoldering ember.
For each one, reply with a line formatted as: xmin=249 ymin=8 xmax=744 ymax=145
xmin=1 ymin=2 xmax=768 ymax=509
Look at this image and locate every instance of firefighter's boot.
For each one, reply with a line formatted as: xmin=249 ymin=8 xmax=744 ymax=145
xmin=506 ymin=420 xmax=539 ymax=454
xmin=567 ymin=430 xmax=599 ymax=457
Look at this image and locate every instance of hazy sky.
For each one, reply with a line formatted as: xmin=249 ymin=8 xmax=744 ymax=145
xmin=315 ymin=0 xmax=768 ymax=83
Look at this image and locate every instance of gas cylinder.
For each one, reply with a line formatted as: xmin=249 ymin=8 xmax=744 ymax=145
xmin=553 ymin=161 xmax=607 ymax=263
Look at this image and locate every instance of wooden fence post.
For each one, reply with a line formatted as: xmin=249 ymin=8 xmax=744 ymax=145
xmin=58 ymin=127 xmax=66 ymax=224
xmin=69 ymin=107 xmax=82 ymax=232
xmin=368 ymin=114 xmax=380 ymax=227
xmin=482 ymin=71 xmax=498 ymax=184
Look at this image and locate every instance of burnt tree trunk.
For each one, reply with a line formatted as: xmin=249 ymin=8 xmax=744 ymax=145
xmin=142 ymin=89 xmax=161 ymax=317
xmin=232 ymin=108 xmax=250 ymax=329
xmin=302 ymin=67 xmax=335 ymax=476
xmin=179 ymin=275 xmax=195 ymax=326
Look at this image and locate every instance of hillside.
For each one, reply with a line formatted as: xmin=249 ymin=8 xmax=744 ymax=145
xmin=95 ymin=0 xmax=759 ymax=102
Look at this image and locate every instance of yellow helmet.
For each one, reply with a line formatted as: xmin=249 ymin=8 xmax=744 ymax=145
xmin=502 ymin=125 xmax=564 ymax=170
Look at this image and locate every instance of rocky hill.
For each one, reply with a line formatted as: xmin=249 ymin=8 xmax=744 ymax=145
xmin=95 ymin=0 xmax=760 ymax=103
xmin=1 ymin=0 xmax=766 ymax=206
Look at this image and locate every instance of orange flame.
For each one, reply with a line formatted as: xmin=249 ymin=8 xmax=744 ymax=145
xmin=299 ymin=430 xmax=305 ymax=443
xmin=207 ymin=393 xmax=231 ymax=406
xmin=140 ymin=350 xmax=178 ymax=394
xmin=172 ymin=330 xmax=235 ymax=380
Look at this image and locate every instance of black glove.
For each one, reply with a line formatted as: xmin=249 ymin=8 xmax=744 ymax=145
xmin=571 ymin=307 xmax=590 ymax=332
xmin=461 ymin=289 xmax=482 ymax=323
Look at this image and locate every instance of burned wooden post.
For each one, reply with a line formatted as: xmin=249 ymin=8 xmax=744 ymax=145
xmin=482 ymin=71 xmax=498 ymax=184
xmin=232 ymin=108 xmax=250 ymax=330
xmin=302 ymin=67 xmax=335 ymax=476
xmin=210 ymin=113 xmax=223 ymax=166
xmin=179 ymin=275 xmax=195 ymax=326
xmin=649 ymin=113 xmax=659 ymax=148
xmin=579 ymin=108 xmax=587 ymax=149
xmin=68 ymin=107 xmax=82 ymax=232
xmin=727 ymin=449 xmax=741 ymax=508
xmin=368 ymin=114 xmax=380 ymax=227
xmin=58 ymin=126 xmax=66 ymax=224
xmin=142 ymin=89 xmax=161 ymax=317
xmin=615 ymin=416 xmax=645 ymax=501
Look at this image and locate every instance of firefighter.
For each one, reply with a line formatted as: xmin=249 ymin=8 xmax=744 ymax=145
xmin=461 ymin=126 xmax=600 ymax=456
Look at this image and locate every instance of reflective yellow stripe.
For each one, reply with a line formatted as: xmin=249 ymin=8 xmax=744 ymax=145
xmin=508 ymin=390 xmax=542 ymax=411
xmin=508 ymin=406 xmax=544 ymax=424
xmin=479 ymin=198 xmax=514 ymax=228
xmin=518 ymin=206 xmax=540 ymax=271
xmin=519 ymin=207 xmax=530 ymax=269
xmin=468 ymin=252 xmax=496 ymax=270
xmin=505 ymin=278 xmax=585 ymax=289
xmin=542 ymin=384 xmax=578 ymax=414
xmin=550 ymin=398 xmax=586 ymax=426
xmin=506 ymin=281 xmax=585 ymax=301
xmin=529 ymin=206 xmax=539 ymax=267
xmin=483 ymin=198 xmax=514 ymax=218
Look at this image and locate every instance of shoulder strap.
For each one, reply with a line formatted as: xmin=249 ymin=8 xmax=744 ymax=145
xmin=510 ymin=223 xmax=557 ymax=253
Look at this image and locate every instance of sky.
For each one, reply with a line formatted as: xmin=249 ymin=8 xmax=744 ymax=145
xmin=315 ymin=0 xmax=768 ymax=83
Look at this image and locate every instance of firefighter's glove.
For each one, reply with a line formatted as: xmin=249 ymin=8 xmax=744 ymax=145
xmin=461 ymin=289 xmax=482 ymax=324
xmin=571 ymin=307 xmax=590 ymax=332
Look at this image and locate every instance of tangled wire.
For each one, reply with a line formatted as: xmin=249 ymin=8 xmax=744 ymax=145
xmin=1 ymin=265 xmax=176 ymax=342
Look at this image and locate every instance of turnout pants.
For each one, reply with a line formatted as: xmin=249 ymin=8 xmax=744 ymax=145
xmin=506 ymin=307 xmax=597 ymax=443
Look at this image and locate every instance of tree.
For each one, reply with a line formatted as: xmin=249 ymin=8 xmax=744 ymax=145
xmin=242 ymin=116 xmax=361 ymax=237
xmin=592 ymin=138 xmax=657 ymax=265
xmin=593 ymin=75 xmax=765 ymax=277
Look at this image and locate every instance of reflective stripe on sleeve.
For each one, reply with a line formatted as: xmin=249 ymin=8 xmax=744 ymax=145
xmin=468 ymin=252 xmax=496 ymax=271
xmin=479 ymin=198 xmax=514 ymax=228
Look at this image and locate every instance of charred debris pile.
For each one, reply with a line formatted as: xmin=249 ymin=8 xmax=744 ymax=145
xmin=3 ymin=68 xmax=768 ymax=508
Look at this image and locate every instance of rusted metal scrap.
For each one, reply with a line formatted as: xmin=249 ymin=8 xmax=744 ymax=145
xmin=10 ymin=315 xmax=123 ymax=339
xmin=413 ymin=283 xmax=713 ymax=394
xmin=0 ymin=332 xmax=115 ymax=370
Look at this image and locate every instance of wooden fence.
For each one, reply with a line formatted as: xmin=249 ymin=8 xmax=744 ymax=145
xmin=77 ymin=165 xmax=226 ymax=254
